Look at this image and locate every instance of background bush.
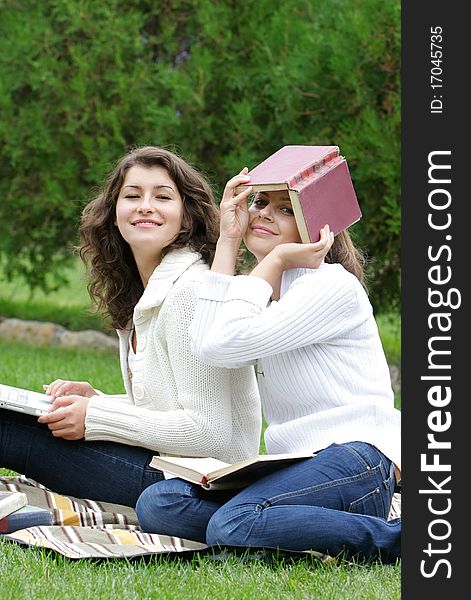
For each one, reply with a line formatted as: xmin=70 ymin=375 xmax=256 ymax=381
xmin=0 ymin=0 xmax=400 ymax=311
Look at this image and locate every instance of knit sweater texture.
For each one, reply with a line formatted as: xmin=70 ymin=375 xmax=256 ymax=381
xmin=85 ymin=248 xmax=262 ymax=464
xmin=190 ymin=263 xmax=401 ymax=471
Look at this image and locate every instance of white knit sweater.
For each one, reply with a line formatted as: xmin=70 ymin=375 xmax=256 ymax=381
xmin=84 ymin=248 xmax=262 ymax=464
xmin=190 ymin=263 xmax=401 ymax=471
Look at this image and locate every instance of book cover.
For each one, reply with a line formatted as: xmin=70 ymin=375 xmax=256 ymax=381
xmin=0 ymin=503 xmax=53 ymax=534
xmin=150 ymin=452 xmax=313 ymax=490
xmin=236 ymin=145 xmax=362 ymax=243
xmin=0 ymin=491 xmax=27 ymax=520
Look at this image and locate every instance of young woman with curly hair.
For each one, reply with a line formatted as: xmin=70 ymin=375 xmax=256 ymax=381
xmin=0 ymin=148 xmax=261 ymax=506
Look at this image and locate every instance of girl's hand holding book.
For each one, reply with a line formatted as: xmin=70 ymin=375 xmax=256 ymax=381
xmin=219 ymin=168 xmax=252 ymax=241
xmin=38 ymin=394 xmax=89 ymax=440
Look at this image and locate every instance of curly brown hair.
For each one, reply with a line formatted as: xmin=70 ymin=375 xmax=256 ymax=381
xmin=78 ymin=146 xmax=220 ymax=330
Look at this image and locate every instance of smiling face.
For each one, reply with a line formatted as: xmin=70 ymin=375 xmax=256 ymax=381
xmin=244 ymin=191 xmax=302 ymax=262
xmin=115 ymin=165 xmax=184 ymax=269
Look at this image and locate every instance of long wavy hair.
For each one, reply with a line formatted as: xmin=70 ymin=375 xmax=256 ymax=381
xmin=325 ymin=230 xmax=367 ymax=287
xmin=79 ymin=146 xmax=219 ymax=330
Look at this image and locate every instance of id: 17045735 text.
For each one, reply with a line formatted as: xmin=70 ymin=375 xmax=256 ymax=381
xmin=430 ymin=26 xmax=444 ymax=114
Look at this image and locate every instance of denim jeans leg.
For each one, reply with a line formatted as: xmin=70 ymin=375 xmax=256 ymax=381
xmin=136 ymin=478 xmax=235 ymax=542
xmin=0 ymin=408 xmax=164 ymax=506
xmin=206 ymin=442 xmax=400 ymax=563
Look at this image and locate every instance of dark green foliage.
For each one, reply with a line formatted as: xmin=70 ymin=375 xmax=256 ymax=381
xmin=0 ymin=0 xmax=400 ymax=310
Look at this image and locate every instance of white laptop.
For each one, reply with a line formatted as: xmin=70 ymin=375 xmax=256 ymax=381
xmin=0 ymin=383 xmax=52 ymax=416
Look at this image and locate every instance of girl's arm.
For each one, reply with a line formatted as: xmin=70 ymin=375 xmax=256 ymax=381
xmin=192 ymin=261 xmax=368 ymax=368
xmin=250 ymin=225 xmax=334 ymax=291
xmin=82 ymin=280 xmax=261 ymax=459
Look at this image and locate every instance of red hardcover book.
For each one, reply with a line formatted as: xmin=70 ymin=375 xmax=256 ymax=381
xmin=236 ymin=145 xmax=362 ymax=242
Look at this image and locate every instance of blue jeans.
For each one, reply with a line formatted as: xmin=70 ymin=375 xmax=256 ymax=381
xmin=136 ymin=442 xmax=400 ymax=563
xmin=0 ymin=408 xmax=164 ymax=506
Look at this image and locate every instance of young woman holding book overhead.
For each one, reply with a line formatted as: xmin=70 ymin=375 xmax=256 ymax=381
xmin=0 ymin=148 xmax=261 ymax=507
xmin=136 ymin=166 xmax=401 ymax=564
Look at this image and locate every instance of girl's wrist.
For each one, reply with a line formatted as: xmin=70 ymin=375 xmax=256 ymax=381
xmin=211 ymin=237 xmax=241 ymax=275
xmin=268 ymin=245 xmax=286 ymax=271
xmin=216 ymin=236 xmax=242 ymax=253
xmin=251 ymin=249 xmax=284 ymax=281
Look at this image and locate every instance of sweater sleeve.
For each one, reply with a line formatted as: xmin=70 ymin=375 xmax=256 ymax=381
xmin=189 ymin=271 xmax=260 ymax=367
xmin=85 ymin=280 xmax=238 ymax=458
xmin=191 ymin=267 xmax=369 ymax=368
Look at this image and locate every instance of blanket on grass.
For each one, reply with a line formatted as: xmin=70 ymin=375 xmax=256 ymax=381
xmin=0 ymin=475 xmax=206 ymax=559
xmin=0 ymin=475 xmax=399 ymax=562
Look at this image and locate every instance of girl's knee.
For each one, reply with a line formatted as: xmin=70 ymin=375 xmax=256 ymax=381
xmin=206 ymin=507 xmax=228 ymax=545
xmin=136 ymin=479 xmax=190 ymax=533
xmin=135 ymin=483 xmax=161 ymax=532
xmin=206 ymin=503 xmax=257 ymax=547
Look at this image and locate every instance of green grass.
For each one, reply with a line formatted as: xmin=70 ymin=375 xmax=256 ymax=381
xmin=0 ymin=340 xmax=400 ymax=599
xmin=0 ymin=339 xmax=124 ymax=394
xmin=375 ymin=312 xmax=401 ymax=366
xmin=0 ymin=541 xmax=400 ymax=600
xmin=0 ymin=259 xmax=109 ymax=332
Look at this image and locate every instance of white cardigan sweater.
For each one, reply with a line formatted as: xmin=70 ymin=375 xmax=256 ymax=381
xmin=190 ymin=263 xmax=401 ymax=471
xmin=84 ymin=249 xmax=262 ymax=464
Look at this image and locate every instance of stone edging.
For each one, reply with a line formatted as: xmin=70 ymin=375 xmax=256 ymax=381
xmin=0 ymin=317 xmax=119 ymax=354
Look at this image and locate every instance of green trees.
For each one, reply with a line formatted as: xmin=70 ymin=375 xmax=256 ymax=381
xmin=0 ymin=0 xmax=400 ymax=310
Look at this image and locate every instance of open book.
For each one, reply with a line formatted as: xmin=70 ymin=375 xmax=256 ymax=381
xmin=150 ymin=452 xmax=313 ymax=490
xmin=236 ymin=145 xmax=361 ymax=243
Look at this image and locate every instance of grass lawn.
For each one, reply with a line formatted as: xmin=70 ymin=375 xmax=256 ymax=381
xmin=0 ymin=540 xmax=400 ymax=600
xmin=0 ymin=259 xmax=108 ymax=332
xmin=0 ymin=341 xmax=400 ymax=599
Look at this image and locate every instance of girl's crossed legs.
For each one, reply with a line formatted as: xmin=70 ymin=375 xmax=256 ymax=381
xmin=136 ymin=441 xmax=400 ymax=563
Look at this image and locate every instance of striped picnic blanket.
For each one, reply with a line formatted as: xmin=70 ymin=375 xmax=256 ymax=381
xmin=1 ymin=476 xmax=396 ymax=562
xmin=0 ymin=475 xmax=207 ymax=559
